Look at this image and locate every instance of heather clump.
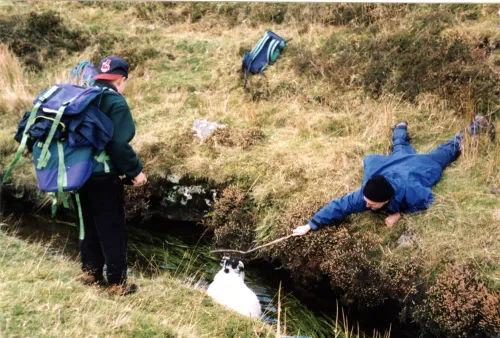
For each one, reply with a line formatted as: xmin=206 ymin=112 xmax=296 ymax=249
xmin=293 ymin=6 xmax=499 ymax=113
xmin=204 ymin=185 xmax=255 ymax=250
xmin=318 ymin=228 xmax=386 ymax=307
xmin=384 ymin=256 xmax=424 ymax=322
xmin=269 ymin=201 xmax=390 ymax=306
xmin=0 ymin=11 xmax=88 ymax=70
xmin=205 ymin=127 xmax=264 ymax=150
xmin=414 ymin=264 xmax=500 ymax=337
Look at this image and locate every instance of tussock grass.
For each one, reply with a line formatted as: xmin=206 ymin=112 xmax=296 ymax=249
xmin=0 ymin=44 xmax=36 ymax=186
xmin=0 ymin=44 xmax=30 ymax=113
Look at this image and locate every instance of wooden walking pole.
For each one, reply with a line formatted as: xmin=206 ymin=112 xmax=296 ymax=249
xmin=210 ymin=234 xmax=293 ymax=255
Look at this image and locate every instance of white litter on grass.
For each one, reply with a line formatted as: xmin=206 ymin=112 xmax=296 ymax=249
xmin=192 ymin=119 xmax=226 ymax=143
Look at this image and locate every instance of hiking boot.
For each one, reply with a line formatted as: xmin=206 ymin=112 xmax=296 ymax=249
xmin=108 ymin=283 xmax=138 ymax=296
xmin=79 ymin=273 xmax=107 ymax=287
xmin=395 ymin=120 xmax=408 ymax=128
xmin=391 ymin=121 xmax=409 ymax=135
xmin=469 ymin=114 xmax=495 ymax=140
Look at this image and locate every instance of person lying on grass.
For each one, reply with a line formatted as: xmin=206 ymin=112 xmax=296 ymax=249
xmin=293 ymin=115 xmax=495 ymax=236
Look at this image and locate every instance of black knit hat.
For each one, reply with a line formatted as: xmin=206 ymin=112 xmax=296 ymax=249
xmin=363 ymin=175 xmax=394 ymax=202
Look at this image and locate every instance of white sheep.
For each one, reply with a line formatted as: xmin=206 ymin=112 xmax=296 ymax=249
xmin=207 ymin=256 xmax=262 ymax=318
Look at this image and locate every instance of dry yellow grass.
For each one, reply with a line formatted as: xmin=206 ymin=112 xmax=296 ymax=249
xmin=0 ymin=44 xmax=30 ymax=111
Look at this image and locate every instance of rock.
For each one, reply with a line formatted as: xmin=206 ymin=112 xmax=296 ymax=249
xmin=167 ymin=173 xmax=181 ymax=184
xmin=125 ymin=174 xmax=220 ymax=223
xmin=491 ymin=187 xmax=500 ymax=194
xmin=397 ymin=226 xmax=419 ymax=248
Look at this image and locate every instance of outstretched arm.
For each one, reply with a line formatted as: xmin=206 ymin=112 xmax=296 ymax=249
xmin=293 ymin=189 xmax=368 ymax=236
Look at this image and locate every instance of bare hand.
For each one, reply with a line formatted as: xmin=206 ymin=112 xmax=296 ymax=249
xmin=132 ymin=172 xmax=148 ymax=187
xmin=385 ymin=213 xmax=401 ymax=228
xmin=292 ymin=224 xmax=312 ymax=236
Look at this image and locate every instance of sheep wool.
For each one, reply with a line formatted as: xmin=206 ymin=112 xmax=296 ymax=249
xmin=207 ymin=258 xmax=262 ymax=318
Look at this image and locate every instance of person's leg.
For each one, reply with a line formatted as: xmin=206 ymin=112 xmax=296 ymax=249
xmin=88 ymin=176 xmax=128 ymax=286
xmin=425 ymin=133 xmax=463 ymax=170
xmin=426 ymin=114 xmax=496 ymax=169
xmin=77 ymin=182 xmax=106 ymax=283
xmin=392 ymin=122 xmax=417 ymax=156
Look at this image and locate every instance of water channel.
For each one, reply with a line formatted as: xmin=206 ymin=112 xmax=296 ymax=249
xmin=0 ymin=186 xmax=402 ymax=338
xmin=1 ymin=208 xmax=359 ymax=338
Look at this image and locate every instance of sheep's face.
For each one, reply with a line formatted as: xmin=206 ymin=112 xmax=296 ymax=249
xmin=220 ymin=256 xmax=244 ymax=277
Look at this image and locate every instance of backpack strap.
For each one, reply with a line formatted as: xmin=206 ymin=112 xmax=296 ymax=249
xmin=36 ymin=101 xmax=70 ymax=170
xmin=45 ymin=140 xmax=69 ymax=224
xmin=250 ymin=33 xmax=271 ymax=64
xmin=49 ymin=192 xmax=58 ymax=216
xmin=97 ymin=86 xmax=117 ymax=107
xmin=3 ymin=85 xmax=60 ymax=183
xmin=73 ymin=192 xmax=85 ymax=240
xmin=243 ymin=69 xmax=250 ymax=89
xmin=48 ymin=191 xmax=85 ymax=241
xmin=249 ymin=32 xmax=271 ymax=62
xmin=48 ymin=192 xmax=69 ymax=216
xmin=56 ymin=140 xmax=68 ymax=195
xmin=94 ymin=150 xmax=111 ymax=173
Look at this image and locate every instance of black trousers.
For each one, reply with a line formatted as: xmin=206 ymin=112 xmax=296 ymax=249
xmin=77 ymin=175 xmax=128 ymax=285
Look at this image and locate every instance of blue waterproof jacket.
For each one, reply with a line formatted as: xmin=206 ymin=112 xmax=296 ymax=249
xmin=308 ymin=153 xmax=444 ymax=230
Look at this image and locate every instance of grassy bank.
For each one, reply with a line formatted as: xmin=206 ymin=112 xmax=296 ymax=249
xmin=0 ymin=2 xmax=499 ymax=337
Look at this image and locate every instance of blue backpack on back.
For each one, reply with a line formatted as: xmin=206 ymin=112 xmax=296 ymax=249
xmin=3 ymin=75 xmax=115 ymax=240
xmin=242 ymin=30 xmax=288 ymax=88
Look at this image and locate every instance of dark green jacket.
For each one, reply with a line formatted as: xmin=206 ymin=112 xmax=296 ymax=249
xmin=94 ymin=81 xmax=143 ymax=178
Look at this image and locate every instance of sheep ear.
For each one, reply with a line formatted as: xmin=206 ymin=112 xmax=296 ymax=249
xmin=238 ymin=261 xmax=245 ymax=270
xmin=220 ymin=256 xmax=230 ymax=266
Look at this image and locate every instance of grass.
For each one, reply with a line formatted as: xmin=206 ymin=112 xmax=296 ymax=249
xmin=0 ymin=2 xmax=499 ymax=336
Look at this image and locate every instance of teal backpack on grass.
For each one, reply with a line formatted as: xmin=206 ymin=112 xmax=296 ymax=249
xmin=241 ymin=30 xmax=289 ymax=88
xmin=3 ymin=64 xmax=116 ymax=240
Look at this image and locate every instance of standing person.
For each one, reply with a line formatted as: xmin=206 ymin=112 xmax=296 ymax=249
xmin=78 ymin=56 xmax=147 ymax=295
xmin=293 ymin=115 xmax=495 ymax=236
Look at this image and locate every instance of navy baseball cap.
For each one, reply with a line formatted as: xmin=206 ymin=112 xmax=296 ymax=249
xmin=93 ymin=56 xmax=129 ymax=81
